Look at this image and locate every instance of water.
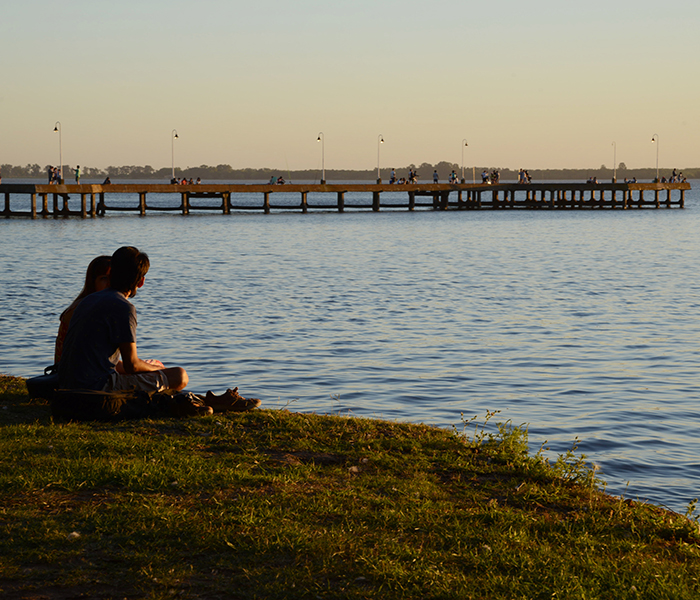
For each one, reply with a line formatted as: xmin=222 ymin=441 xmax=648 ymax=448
xmin=1 ymin=183 xmax=699 ymax=514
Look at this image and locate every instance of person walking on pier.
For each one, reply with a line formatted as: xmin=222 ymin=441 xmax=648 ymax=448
xmin=74 ymin=165 xmax=80 ymax=184
xmin=433 ymin=170 xmax=439 ymax=184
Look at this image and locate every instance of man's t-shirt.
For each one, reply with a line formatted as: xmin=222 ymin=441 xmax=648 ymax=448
xmin=58 ymin=289 xmax=137 ymax=390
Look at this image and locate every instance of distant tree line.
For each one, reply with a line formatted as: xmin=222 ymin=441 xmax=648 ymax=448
xmin=1 ymin=162 xmax=697 ymax=182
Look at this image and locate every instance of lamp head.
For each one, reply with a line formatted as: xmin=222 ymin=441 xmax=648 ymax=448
xmin=53 ymin=126 xmax=58 ymax=132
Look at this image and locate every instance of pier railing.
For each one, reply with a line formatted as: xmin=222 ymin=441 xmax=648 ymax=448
xmin=0 ymin=181 xmax=690 ymax=218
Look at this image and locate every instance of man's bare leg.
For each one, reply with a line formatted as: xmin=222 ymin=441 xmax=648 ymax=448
xmin=162 ymin=367 xmax=188 ymax=392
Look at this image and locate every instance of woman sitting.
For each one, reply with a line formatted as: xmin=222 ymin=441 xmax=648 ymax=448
xmin=54 ymin=256 xmax=112 ymax=365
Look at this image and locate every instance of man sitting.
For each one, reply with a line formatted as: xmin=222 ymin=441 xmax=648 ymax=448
xmin=58 ymin=246 xmax=259 ymax=417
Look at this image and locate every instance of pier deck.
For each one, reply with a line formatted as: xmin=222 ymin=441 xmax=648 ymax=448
xmin=0 ymin=181 xmax=690 ymax=218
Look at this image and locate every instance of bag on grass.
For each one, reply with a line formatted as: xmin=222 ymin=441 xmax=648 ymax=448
xmin=26 ymin=365 xmax=60 ymax=401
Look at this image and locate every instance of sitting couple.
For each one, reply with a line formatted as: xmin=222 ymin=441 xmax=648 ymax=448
xmin=57 ymin=246 xmax=260 ymax=417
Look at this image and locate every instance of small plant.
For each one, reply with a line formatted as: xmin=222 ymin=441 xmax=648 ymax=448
xmin=551 ymin=436 xmax=601 ymax=489
xmin=281 ymin=396 xmax=299 ymax=409
xmin=458 ymin=409 xmax=501 ymax=446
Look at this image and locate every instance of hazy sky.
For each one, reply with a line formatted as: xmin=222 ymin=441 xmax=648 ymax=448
xmin=1 ymin=0 xmax=698 ymax=171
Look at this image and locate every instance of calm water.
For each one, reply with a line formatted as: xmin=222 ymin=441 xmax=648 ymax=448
xmin=1 ymin=182 xmax=699 ymax=514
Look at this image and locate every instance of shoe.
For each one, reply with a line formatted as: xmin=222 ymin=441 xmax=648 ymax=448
xmin=205 ymin=387 xmax=261 ymax=413
xmin=170 ymin=392 xmax=214 ymax=417
xmin=226 ymin=395 xmax=261 ymax=412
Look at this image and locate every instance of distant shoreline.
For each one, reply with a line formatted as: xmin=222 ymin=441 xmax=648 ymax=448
xmin=1 ymin=163 xmax=696 ymax=184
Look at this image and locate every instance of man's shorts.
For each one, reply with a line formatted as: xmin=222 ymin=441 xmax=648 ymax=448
xmin=103 ymin=370 xmax=170 ymax=393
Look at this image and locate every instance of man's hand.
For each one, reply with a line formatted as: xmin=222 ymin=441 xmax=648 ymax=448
xmin=118 ymin=342 xmax=160 ymax=374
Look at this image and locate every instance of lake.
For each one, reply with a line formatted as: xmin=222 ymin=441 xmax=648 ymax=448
xmin=1 ymin=180 xmax=698 ymax=514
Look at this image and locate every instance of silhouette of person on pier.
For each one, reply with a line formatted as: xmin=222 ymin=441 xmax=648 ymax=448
xmin=49 ymin=166 xmax=61 ymax=184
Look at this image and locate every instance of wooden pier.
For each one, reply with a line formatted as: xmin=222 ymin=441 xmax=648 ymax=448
xmin=0 ymin=181 xmax=690 ymax=218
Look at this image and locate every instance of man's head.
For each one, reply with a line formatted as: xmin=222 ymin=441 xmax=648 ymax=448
xmin=109 ymin=246 xmax=150 ymax=297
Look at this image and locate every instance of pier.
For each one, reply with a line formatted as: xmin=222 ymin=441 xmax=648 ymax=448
xmin=0 ymin=181 xmax=689 ymax=218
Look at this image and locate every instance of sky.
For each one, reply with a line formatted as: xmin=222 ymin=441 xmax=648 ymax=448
xmin=1 ymin=0 xmax=698 ymax=172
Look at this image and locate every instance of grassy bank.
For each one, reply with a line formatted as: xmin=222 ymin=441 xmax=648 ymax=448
xmin=1 ymin=374 xmax=699 ymax=599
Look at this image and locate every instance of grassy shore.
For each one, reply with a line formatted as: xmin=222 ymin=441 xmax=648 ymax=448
xmin=1 ymin=374 xmax=699 ymax=599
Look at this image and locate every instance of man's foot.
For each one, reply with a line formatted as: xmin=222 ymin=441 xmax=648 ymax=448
xmin=205 ymin=387 xmax=261 ymax=413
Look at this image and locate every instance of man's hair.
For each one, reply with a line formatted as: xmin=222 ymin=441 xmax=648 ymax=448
xmin=109 ymin=246 xmax=150 ymax=294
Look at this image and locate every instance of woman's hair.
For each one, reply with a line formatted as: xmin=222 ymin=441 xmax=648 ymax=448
xmin=75 ymin=255 xmax=111 ymax=302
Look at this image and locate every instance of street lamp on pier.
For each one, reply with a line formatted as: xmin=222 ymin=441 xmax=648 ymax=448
xmin=612 ymin=141 xmax=617 ymax=183
xmin=651 ymin=134 xmax=659 ymax=182
xmin=53 ymin=122 xmax=62 ymax=183
xmin=377 ymin=134 xmax=384 ymax=183
xmin=317 ymin=132 xmax=325 ymax=184
xmin=461 ymin=139 xmax=468 ymax=183
xmin=171 ymin=129 xmax=179 ymax=182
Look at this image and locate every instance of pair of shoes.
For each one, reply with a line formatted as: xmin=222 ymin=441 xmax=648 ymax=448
xmin=205 ymin=387 xmax=261 ymax=413
xmin=171 ymin=392 xmax=214 ymax=417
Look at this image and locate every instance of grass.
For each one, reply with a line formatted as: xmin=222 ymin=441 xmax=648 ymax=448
xmin=1 ymin=373 xmax=699 ymax=599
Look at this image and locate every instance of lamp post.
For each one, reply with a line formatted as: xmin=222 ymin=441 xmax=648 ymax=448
xmin=461 ymin=139 xmax=468 ymax=183
xmin=377 ymin=134 xmax=384 ymax=183
xmin=171 ymin=129 xmax=179 ymax=182
xmin=317 ymin=132 xmax=325 ymax=184
xmin=612 ymin=141 xmax=616 ymax=183
xmin=651 ymin=134 xmax=659 ymax=182
xmin=53 ymin=122 xmax=62 ymax=183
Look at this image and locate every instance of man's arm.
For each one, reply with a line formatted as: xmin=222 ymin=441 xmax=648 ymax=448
xmin=118 ymin=342 xmax=159 ymax=374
